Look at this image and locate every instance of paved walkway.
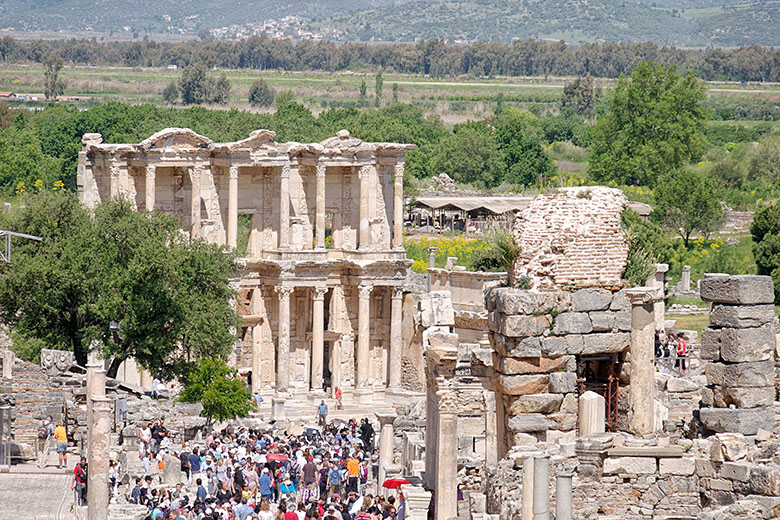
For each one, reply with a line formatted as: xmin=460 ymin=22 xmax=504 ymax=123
xmin=0 ymin=472 xmax=74 ymax=519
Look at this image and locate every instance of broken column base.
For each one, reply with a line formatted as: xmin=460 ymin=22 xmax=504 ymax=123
xmin=699 ymin=407 xmax=774 ymax=435
xmin=272 ymin=397 xmax=286 ymax=422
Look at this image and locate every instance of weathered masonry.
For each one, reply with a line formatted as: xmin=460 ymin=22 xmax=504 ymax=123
xmin=77 ymin=128 xmax=415 ymax=402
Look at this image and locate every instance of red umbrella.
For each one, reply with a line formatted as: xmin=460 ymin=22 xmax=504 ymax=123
xmin=267 ymin=453 xmax=289 ymax=462
xmin=382 ymin=478 xmax=411 ymax=489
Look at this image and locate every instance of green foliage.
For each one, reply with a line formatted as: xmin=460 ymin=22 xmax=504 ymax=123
xmin=179 ymin=64 xmax=209 ymax=105
xmin=494 ymin=107 xmax=555 ymax=186
xmin=561 ymin=75 xmax=601 ymax=118
xmin=589 ymin=62 xmax=708 ymax=187
xmin=359 ymin=80 xmax=367 ymax=103
xmin=468 ymin=229 xmax=520 ymax=272
xmin=210 ymin=73 xmax=231 ymax=104
xmin=0 ymin=192 xmax=239 ymax=378
xmin=178 ymin=357 xmax=252 ymax=424
xmin=751 ymin=204 xmax=780 ymax=303
xmin=404 ymin=235 xmax=490 ymax=273
xmin=162 ymin=82 xmax=179 ymax=104
xmin=652 ymin=167 xmax=724 ymax=247
xmin=746 ymin=135 xmax=780 ymax=187
xmin=392 ymin=83 xmax=399 ymax=104
xmin=623 ymin=246 xmax=656 ymax=287
xmin=432 ymin=123 xmax=504 ymax=187
xmin=274 ymin=90 xmax=297 ymax=107
xmin=375 ymin=71 xmax=384 ymax=108
xmin=248 ymin=79 xmax=274 ymax=108
xmin=621 ymin=208 xmax=674 ymax=264
xmin=42 ymin=53 xmax=64 ymax=100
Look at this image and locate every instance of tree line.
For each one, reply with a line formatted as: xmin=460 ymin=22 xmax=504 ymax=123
xmin=3 ymin=36 xmax=780 ymax=82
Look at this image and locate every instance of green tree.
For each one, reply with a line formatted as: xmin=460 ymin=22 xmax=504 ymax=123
xmin=652 ymin=168 xmax=724 ymax=247
xmin=179 ymin=64 xmax=209 ymax=104
xmin=561 ymin=75 xmax=602 ymax=117
xmin=162 ymin=81 xmax=179 ymax=104
xmin=392 ymin=83 xmax=399 ymax=103
xmin=209 ymin=73 xmax=231 ymax=104
xmin=751 ymin=203 xmax=780 ymax=303
xmin=43 ymin=53 xmax=65 ymax=100
xmin=589 ymin=62 xmax=708 ymax=186
xmin=493 ymin=107 xmax=555 ymax=186
xmin=359 ymin=80 xmax=367 ymax=105
xmin=746 ymin=135 xmax=780 ymax=187
xmin=432 ymin=124 xmax=504 ymax=187
xmin=274 ymin=90 xmax=296 ymax=107
xmin=0 ymin=193 xmax=238 ymax=378
xmin=178 ymin=357 xmax=252 ymax=424
xmin=248 ymin=78 xmax=274 ymax=107
xmin=375 ymin=71 xmax=384 ymax=107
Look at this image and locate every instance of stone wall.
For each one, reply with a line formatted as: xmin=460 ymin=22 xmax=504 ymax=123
xmin=512 ymin=187 xmax=628 ymax=289
xmin=486 ymin=287 xmax=631 ymax=452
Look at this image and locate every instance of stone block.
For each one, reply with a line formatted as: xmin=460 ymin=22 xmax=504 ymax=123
xmin=720 ymin=386 xmax=776 ymax=409
xmin=548 ymin=372 xmax=577 ymax=394
xmin=553 ymin=312 xmax=592 ymax=335
xmin=710 ymin=304 xmax=775 ymax=328
xmin=424 ymin=329 xmax=458 ymax=350
xmin=571 ymin=288 xmax=612 ymax=312
xmin=700 ymin=327 xmax=721 ymax=361
xmin=494 ymin=288 xmax=571 ymax=315
xmin=509 ymin=394 xmax=563 ymax=414
xmin=719 ymin=324 xmax=776 ymax=363
xmin=700 ymin=275 xmax=774 ymax=305
xmin=420 ymin=291 xmax=456 ymax=327
xmin=714 ymin=433 xmax=748 ymax=462
xmin=507 ymin=414 xmax=548 ymax=433
xmin=708 ymin=478 xmax=733 ymax=491
xmin=666 ymin=377 xmax=700 ymax=393
xmin=699 ymin=407 xmax=774 ymax=435
xmin=615 ymin=311 xmax=631 ymax=332
xmin=659 ymin=457 xmax=695 ymax=476
xmin=541 ymin=337 xmax=566 ymax=357
xmin=695 ymin=458 xmax=719 ymax=478
xmin=499 ymin=356 xmax=568 ymax=375
xmin=458 ymin=416 xmax=486 ymax=436
xmin=503 ymin=337 xmax=543 ymax=358
xmin=580 ymin=333 xmax=630 ymax=355
xmin=563 ymin=335 xmax=585 ymax=355
xmin=546 ymin=413 xmax=577 ymax=431
xmin=501 ymin=314 xmax=551 ymax=338
xmin=603 ymin=457 xmax=657 ymax=475
xmin=500 ymin=374 xmax=548 ymax=395
xmin=560 ymin=393 xmax=578 ymax=414
xmin=610 ymin=289 xmax=631 ymax=311
xmin=589 ymin=311 xmax=616 ymax=332
xmin=721 ymin=461 xmax=752 ymax=482
xmin=749 ymin=465 xmax=780 ymax=495
xmin=705 ymin=360 xmax=775 ymax=388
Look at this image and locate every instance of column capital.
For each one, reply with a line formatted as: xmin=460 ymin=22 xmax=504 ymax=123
xmin=625 ymin=286 xmax=663 ymax=305
xmin=358 ymin=283 xmax=373 ymax=300
xmin=275 ymin=286 xmax=295 ymax=300
xmin=281 ymin=162 xmax=291 ymax=178
xmin=437 ymin=390 xmax=459 ymax=414
xmin=229 ymin=165 xmax=239 ymax=179
xmin=109 ymin=164 xmax=120 ymax=177
xmin=375 ymin=412 xmax=397 ymax=426
xmin=358 ymin=164 xmax=371 ymax=179
xmin=316 ymin=162 xmax=326 ymax=177
xmin=145 ymin=164 xmax=156 ymax=178
xmin=313 ymin=285 xmax=328 ymax=301
xmin=394 ymin=162 xmax=405 ymax=178
xmin=190 ymin=164 xmax=204 ymax=176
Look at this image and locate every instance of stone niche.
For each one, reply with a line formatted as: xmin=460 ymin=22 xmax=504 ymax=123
xmin=487 ymin=286 xmax=632 ymax=454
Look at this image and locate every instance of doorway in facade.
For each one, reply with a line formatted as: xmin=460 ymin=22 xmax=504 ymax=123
xmin=576 ymin=354 xmax=622 ymax=432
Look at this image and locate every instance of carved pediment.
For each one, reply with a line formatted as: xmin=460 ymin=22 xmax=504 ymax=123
xmin=140 ymin=128 xmax=214 ymax=151
xmin=229 ymin=129 xmax=278 ymax=151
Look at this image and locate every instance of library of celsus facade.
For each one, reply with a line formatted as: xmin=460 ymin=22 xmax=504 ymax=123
xmin=77 ymin=128 xmax=414 ymax=403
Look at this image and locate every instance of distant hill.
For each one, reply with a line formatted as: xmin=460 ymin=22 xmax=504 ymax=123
xmin=314 ymin=0 xmax=780 ymax=47
xmin=0 ymin=0 xmax=778 ymax=47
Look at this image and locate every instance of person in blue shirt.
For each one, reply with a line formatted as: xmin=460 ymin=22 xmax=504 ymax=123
xmin=196 ymin=477 xmax=207 ymax=501
xmin=318 ymin=400 xmax=328 ymax=427
xmin=188 ymin=447 xmax=202 ymax=480
xmin=236 ymin=497 xmax=255 ymax=520
xmin=258 ymin=467 xmax=273 ymax=501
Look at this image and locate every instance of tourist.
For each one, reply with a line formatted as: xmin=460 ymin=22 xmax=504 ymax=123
xmin=259 ymin=466 xmax=273 ymax=502
xmin=346 ymin=454 xmax=360 ymax=494
xmin=37 ymin=415 xmax=55 ymax=469
xmin=676 ymin=332 xmax=688 ymax=373
xmin=258 ymin=499 xmax=275 ymax=520
xmin=236 ymin=497 xmax=254 ymax=520
xmin=188 ymin=447 xmax=202 ymax=481
xmin=130 ymin=477 xmax=144 ymax=504
xmin=318 ymin=400 xmax=329 ymax=428
xmin=138 ymin=421 xmax=152 ymax=459
xmin=196 ymin=477 xmax=207 ymax=501
xmin=206 ymin=467 xmax=220 ymax=496
xmin=72 ymin=456 xmax=88 ymax=506
xmin=54 ymin=420 xmax=68 ymax=469
xmin=334 ymin=388 xmax=343 ymax=410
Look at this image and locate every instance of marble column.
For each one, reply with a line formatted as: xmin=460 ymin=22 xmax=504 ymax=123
xmin=532 ymin=454 xmax=550 ymax=520
xmin=388 ymin=287 xmax=404 ymax=391
xmin=376 ymin=412 xmax=396 ymax=496
xmin=315 ymin=162 xmax=326 ymax=250
xmin=145 ymin=164 xmax=156 ymax=211
xmin=2 ymin=350 xmax=13 ymax=379
xmin=87 ymin=396 xmax=111 ymax=520
xmin=522 ymin=455 xmax=535 ymax=520
xmin=393 ymin=162 xmax=404 ymax=249
xmin=311 ymin=285 xmax=327 ymax=392
xmin=434 ymin=391 xmax=458 ymax=520
xmin=86 ymin=365 xmax=105 ymax=449
xmin=578 ymin=390 xmax=606 ymax=436
xmin=358 ymin=165 xmax=370 ymax=250
xmin=279 ymin=163 xmax=291 ymax=250
xmin=681 ymin=265 xmax=691 ymax=292
xmin=189 ymin=165 xmax=202 ymax=239
xmin=627 ymin=287 xmax=661 ymax=435
xmin=109 ymin=163 xmax=120 ymax=199
xmin=356 ymin=284 xmax=373 ymax=390
xmin=227 ymin=165 xmax=239 ymax=249
xmin=251 ymin=289 xmax=263 ymax=392
xmin=556 ymin=471 xmax=573 ymax=520
xmin=275 ymin=286 xmax=294 ymax=393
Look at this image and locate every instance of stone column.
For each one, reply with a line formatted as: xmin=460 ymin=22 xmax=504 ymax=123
xmin=400 ymin=485 xmax=432 ymax=520
xmin=388 ymin=287 xmax=404 ymax=391
xmin=578 ymin=391 xmax=606 ymax=436
xmin=556 ymin=471 xmax=573 ymax=520
xmin=358 ymin=165 xmax=371 ymax=250
xmin=646 ymin=263 xmax=669 ymax=330
xmin=279 ymin=163 xmax=291 ymax=250
xmin=189 ymin=165 xmax=202 ymax=239
xmin=521 ymin=454 xmax=535 ymax=520
xmin=311 ymin=285 xmax=327 ymax=392
xmin=315 ymin=163 xmax=326 ymax=250
xmin=393 ymin=162 xmax=404 ymax=249
xmin=356 ymin=284 xmax=373 ymax=392
xmin=88 ymin=396 xmax=111 ymax=520
xmin=163 ymin=454 xmax=181 ymax=486
xmin=376 ymin=412 xmax=396 ymax=496
xmin=227 ymin=165 xmax=239 ymax=249
xmin=145 ymin=164 xmax=156 ymax=211
xmin=435 ymin=391 xmax=458 ymax=520
xmin=626 ymin=287 xmax=661 ymax=435
xmin=251 ymin=289 xmax=263 ymax=392
xmin=681 ymin=265 xmax=691 ymax=292
xmin=428 ymin=247 xmax=437 ymax=269
xmin=109 ymin=162 xmax=120 ymax=199
xmin=532 ymin=454 xmax=550 ymax=520
xmin=275 ymin=286 xmax=294 ymax=393
xmin=2 ymin=350 xmax=13 ymax=379
xmin=86 ymin=366 xmax=106 ymax=448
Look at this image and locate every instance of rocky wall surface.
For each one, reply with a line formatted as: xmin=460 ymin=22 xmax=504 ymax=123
xmin=487 ymin=287 xmax=630 ymax=448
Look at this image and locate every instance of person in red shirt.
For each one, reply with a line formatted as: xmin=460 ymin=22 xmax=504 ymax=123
xmin=284 ymin=502 xmax=299 ymax=520
xmin=675 ymin=332 xmax=688 ymax=373
xmin=72 ymin=456 xmax=88 ymax=506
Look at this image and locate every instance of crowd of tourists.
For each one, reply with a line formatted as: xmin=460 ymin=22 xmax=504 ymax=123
xmin=655 ymin=330 xmax=689 ymax=373
xmin=127 ymin=405 xmax=405 ymax=520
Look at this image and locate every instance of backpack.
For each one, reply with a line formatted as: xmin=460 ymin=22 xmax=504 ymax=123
xmin=77 ymin=463 xmax=88 ymax=482
xmin=38 ymin=422 xmax=49 ymax=439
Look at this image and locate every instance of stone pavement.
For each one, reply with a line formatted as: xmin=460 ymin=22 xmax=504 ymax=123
xmin=0 ymin=472 xmax=74 ymax=519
